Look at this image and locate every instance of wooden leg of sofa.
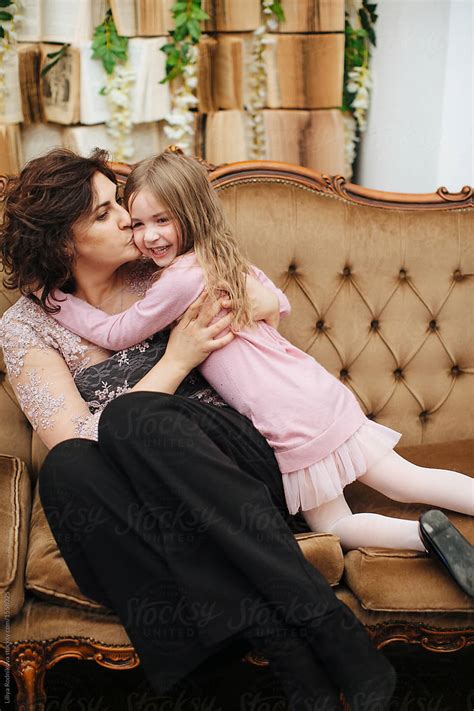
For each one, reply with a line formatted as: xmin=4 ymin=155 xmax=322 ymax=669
xmin=11 ymin=642 xmax=46 ymax=711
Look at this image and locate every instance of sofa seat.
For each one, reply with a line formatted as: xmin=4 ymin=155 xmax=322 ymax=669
xmin=335 ymin=586 xmax=474 ymax=651
xmin=9 ymin=593 xmax=130 ymax=647
xmin=343 ymin=439 xmax=474 ymax=612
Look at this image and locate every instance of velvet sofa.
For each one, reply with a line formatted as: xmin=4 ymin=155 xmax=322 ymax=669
xmin=0 ymin=160 xmax=473 ymax=710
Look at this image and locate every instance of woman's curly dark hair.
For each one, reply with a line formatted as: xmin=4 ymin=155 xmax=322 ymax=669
xmin=0 ymin=147 xmax=117 ymax=313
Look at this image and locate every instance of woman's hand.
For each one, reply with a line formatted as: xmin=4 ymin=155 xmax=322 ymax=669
xmin=221 ymin=274 xmax=280 ymax=328
xmin=164 ymin=291 xmax=235 ymax=375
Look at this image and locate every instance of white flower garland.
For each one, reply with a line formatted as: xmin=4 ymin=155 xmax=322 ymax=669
xmin=164 ymin=44 xmax=199 ymax=154
xmin=103 ymin=63 xmax=135 ymax=161
xmin=247 ymin=0 xmax=281 ymax=159
xmin=346 ymin=63 xmax=372 ymax=132
xmin=0 ymin=1 xmax=22 ymax=118
xmin=342 ymin=111 xmax=358 ymax=178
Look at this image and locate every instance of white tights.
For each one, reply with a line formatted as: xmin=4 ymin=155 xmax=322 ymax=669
xmin=301 ymin=450 xmax=474 ymax=552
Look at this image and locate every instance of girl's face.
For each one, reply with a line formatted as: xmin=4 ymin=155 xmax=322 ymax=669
xmin=73 ymin=172 xmax=141 ymax=271
xmin=130 ymin=189 xmax=180 ymax=268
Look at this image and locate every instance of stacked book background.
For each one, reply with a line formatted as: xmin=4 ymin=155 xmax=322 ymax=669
xmin=1 ymin=0 xmax=346 ymax=176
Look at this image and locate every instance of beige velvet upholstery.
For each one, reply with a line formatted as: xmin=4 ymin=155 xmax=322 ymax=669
xmin=0 ymin=163 xmax=473 ymax=691
xmin=215 ymin=183 xmax=473 ymax=445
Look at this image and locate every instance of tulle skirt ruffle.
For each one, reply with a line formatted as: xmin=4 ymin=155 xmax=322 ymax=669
xmin=282 ymin=418 xmax=403 ymax=515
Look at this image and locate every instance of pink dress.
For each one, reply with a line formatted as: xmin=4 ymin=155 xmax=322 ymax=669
xmin=51 ymin=252 xmax=402 ymax=514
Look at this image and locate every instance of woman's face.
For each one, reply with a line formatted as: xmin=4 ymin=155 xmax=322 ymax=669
xmin=72 ymin=172 xmax=141 ymax=272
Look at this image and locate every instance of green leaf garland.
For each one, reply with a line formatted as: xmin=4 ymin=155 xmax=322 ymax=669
xmin=160 ymin=0 xmax=209 ymax=84
xmin=92 ymin=9 xmax=128 ymax=76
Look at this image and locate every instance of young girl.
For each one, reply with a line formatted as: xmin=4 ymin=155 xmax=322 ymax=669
xmin=49 ymin=149 xmax=474 ymax=590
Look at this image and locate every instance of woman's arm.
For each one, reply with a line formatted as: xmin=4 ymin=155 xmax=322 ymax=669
xmin=4 ymin=294 xmax=234 ymax=451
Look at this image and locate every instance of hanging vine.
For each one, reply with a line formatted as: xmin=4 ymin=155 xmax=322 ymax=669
xmin=247 ymin=0 xmax=285 ymax=159
xmin=91 ymin=9 xmax=135 ymax=161
xmin=160 ymin=0 xmax=209 ymax=153
xmin=343 ymin=0 xmax=378 ymax=177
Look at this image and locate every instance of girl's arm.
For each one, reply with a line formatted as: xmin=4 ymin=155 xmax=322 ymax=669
xmin=50 ymin=255 xmax=206 ymax=351
xmin=49 ymin=256 xmax=290 ymax=350
xmin=249 ymin=265 xmax=291 ymax=320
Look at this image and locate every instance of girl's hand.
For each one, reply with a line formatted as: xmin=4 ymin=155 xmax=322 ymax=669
xmin=164 ymin=291 xmax=235 ymax=374
xmin=220 ymin=274 xmax=280 ymax=328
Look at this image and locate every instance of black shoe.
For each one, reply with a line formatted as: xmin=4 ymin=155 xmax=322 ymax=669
xmin=304 ymin=603 xmax=397 ymax=711
xmin=419 ymin=509 xmax=474 ymax=598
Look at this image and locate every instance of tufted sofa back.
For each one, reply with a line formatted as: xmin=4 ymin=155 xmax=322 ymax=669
xmin=0 ymin=161 xmax=473 ymax=477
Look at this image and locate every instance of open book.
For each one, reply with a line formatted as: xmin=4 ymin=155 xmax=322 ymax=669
xmin=198 ymin=33 xmax=344 ymax=112
xmin=21 ymin=123 xmax=65 ymax=164
xmin=0 ymin=52 xmax=23 ymax=124
xmin=110 ymin=0 xmax=174 ymax=36
xmin=62 ymin=122 xmax=166 ymax=161
xmin=40 ymin=44 xmax=81 ymax=124
xmin=41 ymin=38 xmax=170 ymax=125
xmin=278 ymin=0 xmax=344 ymax=32
xmin=18 ymin=43 xmax=45 ymax=125
xmin=18 ymin=0 xmax=108 ymax=43
xmin=202 ymin=0 xmax=261 ymax=32
xmin=200 ymin=109 xmax=346 ymax=175
xmin=0 ymin=124 xmax=24 ymax=175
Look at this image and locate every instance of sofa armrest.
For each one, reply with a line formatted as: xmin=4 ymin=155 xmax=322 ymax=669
xmin=0 ymin=454 xmax=31 ymax=618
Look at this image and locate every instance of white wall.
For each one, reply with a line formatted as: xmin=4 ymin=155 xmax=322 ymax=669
xmin=356 ymin=0 xmax=473 ymax=193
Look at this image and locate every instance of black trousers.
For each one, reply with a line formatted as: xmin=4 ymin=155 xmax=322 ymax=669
xmin=39 ymin=392 xmax=391 ymax=708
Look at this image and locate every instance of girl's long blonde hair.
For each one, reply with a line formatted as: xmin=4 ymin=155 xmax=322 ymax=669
xmin=125 ymin=148 xmax=253 ymax=329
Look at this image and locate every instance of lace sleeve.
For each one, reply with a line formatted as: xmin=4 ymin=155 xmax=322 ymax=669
xmin=1 ymin=304 xmax=100 ymax=449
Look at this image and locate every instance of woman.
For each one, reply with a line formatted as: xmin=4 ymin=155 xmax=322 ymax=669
xmin=0 ymin=148 xmax=397 ymax=710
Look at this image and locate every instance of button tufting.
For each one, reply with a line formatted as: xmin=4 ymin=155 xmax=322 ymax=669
xmin=342 ymin=266 xmax=351 ymax=276
xmin=451 ymin=365 xmax=460 ymax=375
xmin=429 ymin=319 xmax=437 ymax=331
xmin=370 ymin=319 xmax=379 ymax=330
xmin=316 ymin=320 xmax=325 ymax=330
xmin=340 ymin=368 xmax=349 ymax=378
xmin=393 ymin=367 xmax=403 ymax=378
xmin=453 ymin=269 xmax=463 ymax=281
xmin=419 ymin=410 xmax=429 ymax=420
xmin=399 ymin=268 xmax=407 ymax=279
xmin=367 ymin=412 xmax=375 ymax=420
xmin=288 ymin=264 xmax=296 ymax=273
xmin=0 ymin=371 xmax=4 ymax=383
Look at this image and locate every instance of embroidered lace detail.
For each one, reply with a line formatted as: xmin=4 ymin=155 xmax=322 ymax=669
xmin=116 ymin=341 xmax=150 ymax=367
xmin=16 ymin=368 xmax=66 ymax=430
xmin=124 ymin=259 xmax=157 ymax=295
xmin=0 ymin=297 xmax=89 ymax=378
xmin=72 ymin=412 xmax=101 ymax=440
xmin=85 ymin=380 xmax=133 ymax=413
xmin=189 ymin=388 xmax=228 ymax=408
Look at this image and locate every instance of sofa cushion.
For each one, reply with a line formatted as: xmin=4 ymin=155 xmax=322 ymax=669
xmin=343 ymin=439 xmax=474 ymax=611
xmin=25 ymin=481 xmax=112 ymax=614
xmin=294 ymin=532 xmax=344 ymax=586
xmin=0 ymin=454 xmax=31 ymax=617
xmin=25 ymin=481 xmax=344 ymax=613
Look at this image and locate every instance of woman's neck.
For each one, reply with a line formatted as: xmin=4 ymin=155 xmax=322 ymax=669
xmin=73 ymin=266 xmax=124 ymax=310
